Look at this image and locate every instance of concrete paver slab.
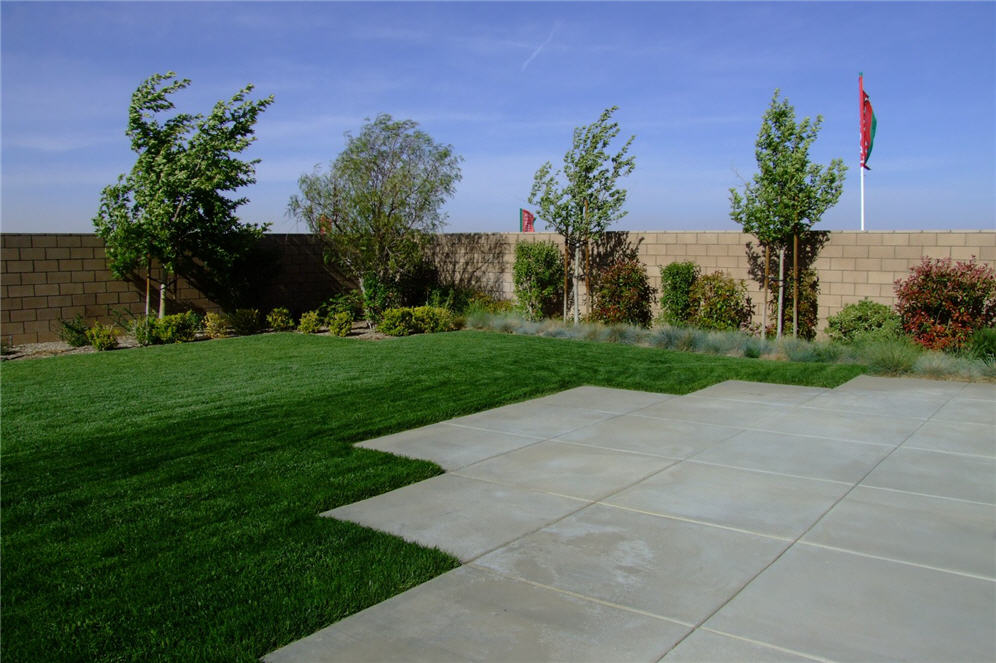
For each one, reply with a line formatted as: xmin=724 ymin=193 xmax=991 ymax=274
xmin=803 ymin=485 xmax=996 ymax=578
xmin=446 ymin=401 xmax=616 ymax=438
xmin=756 ymin=406 xmax=925 ymax=446
xmin=527 ymin=386 xmax=674 ymax=413
xmin=264 ymin=566 xmax=689 ymax=663
xmin=454 ymin=440 xmax=676 ymax=501
xmin=693 ymin=429 xmax=892 ymax=483
xmin=474 ymin=503 xmax=788 ymax=625
xmin=633 ymin=396 xmax=784 ymax=428
xmin=800 ymin=388 xmax=949 ymax=421
xmin=861 ymin=447 xmax=996 ymax=504
xmin=605 ymin=461 xmax=850 ymax=539
xmin=556 ymin=414 xmax=742 ymax=459
xmin=660 ymin=629 xmax=816 ymax=662
xmin=931 ymin=396 xmax=996 ymax=426
xmin=356 ymin=422 xmax=542 ymax=471
xmin=686 ymin=380 xmax=829 ymax=406
xmin=959 ymin=382 xmax=996 ymax=400
xmin=834 ymin=374 xmax=967 ymax=396
xmin=900 ymin=418 xmax=996 ymax=457
xmin=322 ymin=474 xmax=585 ymax=562
xmin=705 ymin=544 xmax=996 ymax=662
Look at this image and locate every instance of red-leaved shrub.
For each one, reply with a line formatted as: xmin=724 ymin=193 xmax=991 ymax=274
xmin=894 ymin=257 xmax=996 ymax=351
xmin=590 ymin=259 xmax=655 ymax=328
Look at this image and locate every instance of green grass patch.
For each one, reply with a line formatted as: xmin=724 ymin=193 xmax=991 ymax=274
xmin=1 ymin=332 xmax=864 ymax=661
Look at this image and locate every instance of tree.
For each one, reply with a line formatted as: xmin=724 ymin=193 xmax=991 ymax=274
xmin=287 ymin=114 xmax=462 ymax=319
xmin=729 ymin=90 xmax=846 ymax=338
xmin=529 ymin=106 xmax=636 ymax=323
xmin=94 ymin=72 xmax=274 ymax=316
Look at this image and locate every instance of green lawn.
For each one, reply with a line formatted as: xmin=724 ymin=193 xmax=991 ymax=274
xmin=1 ymin=331 xmax=864 ymax=662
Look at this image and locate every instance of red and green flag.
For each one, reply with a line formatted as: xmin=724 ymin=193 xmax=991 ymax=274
xmin=519 ymin=208 xmax=535 ymax=232
xmin=860 ymin=73 xmax=877 ymax=170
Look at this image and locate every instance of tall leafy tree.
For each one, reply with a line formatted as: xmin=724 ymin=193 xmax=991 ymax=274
xmin=287 ymin=114 xmax=462 ymax=315
xmin=529 ymin=106 xmax=636 ymax=323
xmin=729 ymin=90 xmax=846 ymax=337
xmin=94 ymin=72 xmax=274 ymax=316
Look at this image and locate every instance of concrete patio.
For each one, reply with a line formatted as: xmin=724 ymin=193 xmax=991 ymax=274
xmin=265 ymin=376 xmax=996 ymax=662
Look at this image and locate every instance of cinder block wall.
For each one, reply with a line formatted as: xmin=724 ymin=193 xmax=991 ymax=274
xmin=433 ymin=230 xmax=996 ymax=334
xmin=2 ymin=230 xmax=994 ymax=345
xmin=0 ymin=233 xmax=340 ymax=344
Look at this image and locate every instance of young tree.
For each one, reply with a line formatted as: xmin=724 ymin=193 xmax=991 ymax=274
xmin=529 ymin=106 xmax=636 ymax=323
xmin=93 ymin=72 xmax=274 ymax=316
xmin=287 ymin=114 xmax=462 ymax=318
xmin=729 ymin=90 xmax=846 ymax=338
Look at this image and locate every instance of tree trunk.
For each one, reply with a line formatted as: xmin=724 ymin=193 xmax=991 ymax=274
xmin=762 ymin=245 xmax=769 ymax=340
xmin=572 ymin=247 xmax=580 ymax=325
xmin=563 ymin=244 xmax=570 ymax=321
xmin=776 ymin=248 xmax=785 ymax=339
xmin=158 ymin=279 xmax=167 ymax=319
xmin=585 ymin=241 xmax=591 ymax=316
xmin=792 ymin=233 xmax=799 ymax=339
xmin=359 ymin=276 xmax=372 ymax=329
xmin=145 ymin=255 xmax=152 ymax=318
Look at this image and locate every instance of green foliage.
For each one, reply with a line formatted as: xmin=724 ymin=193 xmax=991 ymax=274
xmin=854 ymin=337 xmax=921 ymax=375
xmin=528 ymin=106 xmax=636 ymax=321
xmin=156 ymin=311 xmax=201 ymax=344
xmin=288 ymin=114 xmax=463 ymax=297
xmin=322 ymin=291 xmax=364 ymax=320
xmin=266 ymin=307 xmax=296 ymax=332
xmin=131 ymin=316 xmax=158 ymax=346
xmin=687 ymin=272 xmax=755 ymax=332
xmin=729 ymin=90 xmax=846 ymax=247
xmin=85 ymin=322 xmax=118 ymax=351
xmin=59 ymin=314 xmax=90 ymax=348
xmin=894 ymin=257 xmax=996 ymax=352
xmin=326 ymin=311 xmax=354 ymax=338
xmin=766 ymin=268 xmax=821 ymax=340
xmin=297 ymin=310 xmax=322 ymax=334
xmin=659 ymin=261 xmax=701 ymax=325
xmin=970 ymin=327 xmax=996 ymax=362
xmin=826 ymin=299 xmax=903 ymax=344
xmin=466 ymin=292 xmax=513 ymax=315
xmin=93 ymin=72 xmax=273 ymax=313
xmin=513 ymin=241 xmax=565 ymax=320
xmin=204 ymin=312 xmax=233 ymax=339
xmin=361 ymin=274 xmax=402 ymax=324
xmin=227 ymin=309 xmax=263 ymax=336
xmin=590 ymin=259 xmax=655 ymax=328
xmin=378 ymin=306 xmax=455 ymax=336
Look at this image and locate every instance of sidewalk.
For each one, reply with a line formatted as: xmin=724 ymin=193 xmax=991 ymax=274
xmin=265 ymin=376 xmax=996 ymax=662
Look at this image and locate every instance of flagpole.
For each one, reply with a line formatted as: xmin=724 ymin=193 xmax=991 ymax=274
xmin=859 ymin=72 xmax=865 ymax=231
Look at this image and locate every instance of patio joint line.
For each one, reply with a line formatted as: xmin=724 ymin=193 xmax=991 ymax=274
xmin=899 ymin=445 xmax=996 ymax=461
xmin=595 ymin=502 xmax=795 ymax=543
xmin=445 ymin=471 xmax=593 ymax=505
xmin=796 ymin=541 xmax=996 ymax=582
xmin=687 ymin=628 xmax=835 ymax=663
xmin=681 ymin=459 xmax=856 ymax=486
xmin=850 ymin=483 xmax=996 ymax=507
xmin=464 ymin=563 xmax=695 ymax=628
xmin=440 ymin=421 xmax=547 ymax=440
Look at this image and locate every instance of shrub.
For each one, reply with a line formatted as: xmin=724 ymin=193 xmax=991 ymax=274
xmin=266 ymin=307 xmax=296 ymax=332
xmin=894 ymin=257 xmax=996 ymax=352
xmin=378 ymin=308 xmax=415 ymax=336
xmin=297 ymin=310 xmax=322 ymax=334
xmin=687 ymin=272 xmax=754 ymax=332
xmin=327 ymin=311 xmax=353 ymax=337
xmin=322 ymin=291 xmax=364 ymax=320
xmin=156 ymin=311 xmax=201 ymax=343
xmin=767 ymin=269 xmax=820 ymax=340
xmin=228 ymin=309 xmax=262 ymax=336
xmin=361 ymin=274 xmax=401 ymax=324
xmin=131 ymin=316 xmax=158 ymax=346
xmin=204 ymin=312 xmax=233 ymax=339
xmin=411 ymin=306 xmax=455 ymax=333
xmin=59 ymin=314 xmax=90 ymax=348
xmin=826 ymin=299 xmax=903 ymax=344
xmin=513 ymin=241 xmax=564 ymax=320
xmin=86 ymin=321 xmax=118 ymax=351
xmin=466 ymin=292 xmax=513 ymax=316
xmin=659 ymin=261 xmax=700 ymax=325
xmin=590 ymin=259 xmax=655 ymax=328
xmin=970 ymin=327 xmax=996 ymax=362
xmin=425 ymin=285 xmax=477 ymax=314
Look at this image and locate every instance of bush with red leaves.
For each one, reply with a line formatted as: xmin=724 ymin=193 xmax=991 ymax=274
xmin=893 ymin=257 xmax=996 ymax=351
xmin=590 ymin=259 xmax=656 ymax=328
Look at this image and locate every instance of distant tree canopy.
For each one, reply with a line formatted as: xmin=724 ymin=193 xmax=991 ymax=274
xmin=529 ymin=106 xmax=636 ymax=322
xmin=287 ymin=114 xmax=463 ymax=304
xmin=93 ymin=72 xmax=274 ymax=315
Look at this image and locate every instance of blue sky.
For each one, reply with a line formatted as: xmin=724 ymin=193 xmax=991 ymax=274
xmin=2 ymin=1 xmax=994 ymax=234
